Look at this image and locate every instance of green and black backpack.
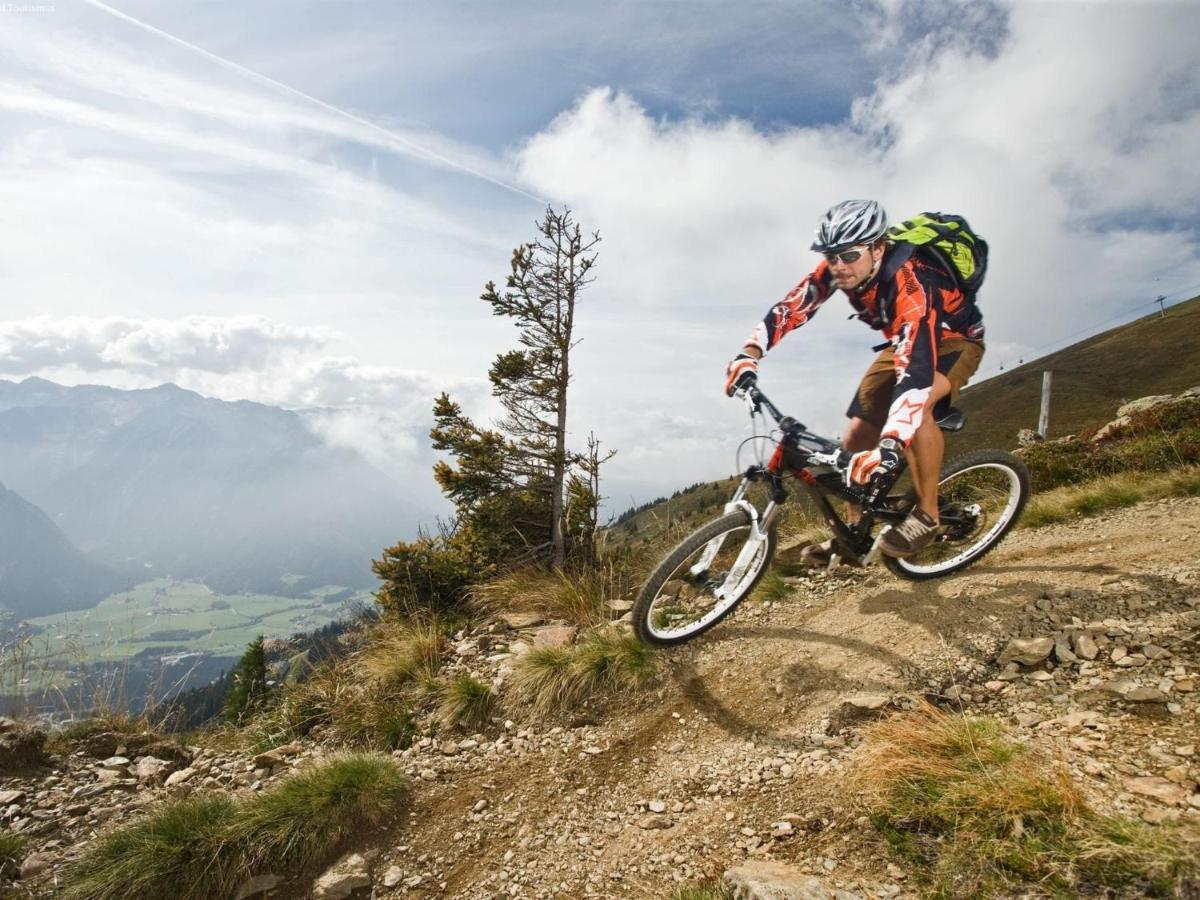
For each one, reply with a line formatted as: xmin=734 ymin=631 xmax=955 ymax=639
xmin=882 ymin=212 xmax=988 ymax=301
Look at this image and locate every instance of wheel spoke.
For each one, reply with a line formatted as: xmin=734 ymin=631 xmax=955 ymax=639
xmin=897 ymin=460 xmax=1024 ymax=576
xmin=635 ymin=512 xmax=775 ymax=645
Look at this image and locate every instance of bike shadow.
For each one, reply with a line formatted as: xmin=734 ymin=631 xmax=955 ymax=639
xmin=668 ymin=626 xmax=917 ymax=751
xmin=858 ymin=561 xmax=1174 ymax=639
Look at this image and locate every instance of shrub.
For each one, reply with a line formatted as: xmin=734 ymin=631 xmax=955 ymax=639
xmin=372 ymin=534 xmax=480 ymax=616
xmin=1020 ymin=395 xmax=1200 ymax=491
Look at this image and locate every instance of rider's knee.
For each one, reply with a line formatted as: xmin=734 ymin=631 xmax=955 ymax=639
xmin=843 ymin=417 xmax=880 ymax=452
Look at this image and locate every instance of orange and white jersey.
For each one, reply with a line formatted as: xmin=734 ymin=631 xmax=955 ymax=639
xmin=745 ymin=248 xmax=984 ymax=446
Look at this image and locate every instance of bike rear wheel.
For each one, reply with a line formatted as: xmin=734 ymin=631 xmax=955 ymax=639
xmin=633 ymin=509 xmax=777 ymax=647
xmin=885 ymin=449 xmax=1030 ymax=580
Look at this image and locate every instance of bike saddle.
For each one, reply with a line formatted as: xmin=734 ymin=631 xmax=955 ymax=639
xmin=935 ymin=406 xmax=967 ymax=432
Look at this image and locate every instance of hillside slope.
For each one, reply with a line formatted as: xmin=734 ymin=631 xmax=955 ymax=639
xmin=949 ymin=295 xmax=1200 ymax=454
xmin=0 ymin=483 xmax=124 ymax=618
xmin=320 ymin=498 xmax=1200 ymax=897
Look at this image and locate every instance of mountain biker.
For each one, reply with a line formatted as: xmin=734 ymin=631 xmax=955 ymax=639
xmin=723 ymin=199 xmax=985 ymax=560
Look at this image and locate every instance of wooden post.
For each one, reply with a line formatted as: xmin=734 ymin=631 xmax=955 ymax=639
xmin=1038 ymin=371 xmax=1052 ymax=438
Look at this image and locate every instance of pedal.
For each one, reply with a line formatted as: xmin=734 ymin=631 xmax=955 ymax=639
xmin=861 ymin=529 xmax=889 ymax=566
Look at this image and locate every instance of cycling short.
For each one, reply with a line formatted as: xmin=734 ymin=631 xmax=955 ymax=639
xmin=846 ymin=338 xmax=984 ymax=429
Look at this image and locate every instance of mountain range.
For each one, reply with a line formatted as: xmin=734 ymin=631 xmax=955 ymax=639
xmin=0 ymin=378 xmax=427 ymax=616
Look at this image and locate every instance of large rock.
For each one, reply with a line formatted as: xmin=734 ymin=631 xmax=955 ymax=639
xmin=1116 ymin=394 xmax=1175 ymax=418
xmin=1073 ymin=631 xmax=1099 ymax=660
xmin=724 ymin=861 xmax=847 ymax=899
xmin=134 ymin=756 xmax=174 ymax=784
xmin=253 ymin=742 xmax=303 ymax=769
xmin=998 ymin=637 xmax=1054 ymax=667
xmin=312 ymin=852 xmax=371 ymax=899
xmin=497 ymin=611 xmax=545 ymax=630
xmin=530 ymin=625 xmax=577 ymax=649
xmin=1123 ymin=776 xmax=1189 ymax=806
xmin=234 ymin=874 xmax=283 ymax=900
xmin=0 ymin=724 xmax=47 ymax=773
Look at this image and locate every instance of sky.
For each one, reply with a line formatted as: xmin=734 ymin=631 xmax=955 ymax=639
xmin=1 ymin=0 xmax=1199 ymax=526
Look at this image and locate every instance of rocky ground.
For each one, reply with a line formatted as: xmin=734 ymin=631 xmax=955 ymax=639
xmin=3 ymin=496 xmax=1199 ymax=899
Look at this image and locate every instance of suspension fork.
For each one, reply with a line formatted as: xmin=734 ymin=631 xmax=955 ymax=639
xmin=688 ymin=471 xmax=782 ymax=581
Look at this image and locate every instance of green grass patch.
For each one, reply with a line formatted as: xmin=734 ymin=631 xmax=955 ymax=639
xmin=1019 ymin=396 xmax=1200 ymax=493
xmin=1022 ymin=467 xmax=1200 ymax=527
xmin=431 ymin=673 xmax=495 ymax=730
xmin=227 ymin=753 xmax=406 ymax=872
xmin=672 ymin=882 xmax=734 ymax=900
xmin=851 ymin=703 xmax=1200 ymax=897
xmin=60 ymin=753 xmax=406 ymax=900
xmin=753 ymin=570 xmax=791 ymax=603
xmin=1 ymin=830 xmax=27 ymax=880
xmin=510 ymin=629 xmax=657 ymax=720
xmin=59 ymin=794 xmax=238 ymax=900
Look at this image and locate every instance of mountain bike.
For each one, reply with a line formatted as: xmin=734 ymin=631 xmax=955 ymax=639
xmin=632 ymin=384 xmax=1030 ymax=647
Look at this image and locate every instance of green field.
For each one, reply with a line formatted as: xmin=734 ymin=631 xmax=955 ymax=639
xmin=25 ymin=579 xmax=371 ymax=662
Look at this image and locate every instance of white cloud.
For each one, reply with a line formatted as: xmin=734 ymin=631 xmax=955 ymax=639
xmin=512 ymin=3 xmax=1200 ymax=503
xmin=0 ymin=315 xmax=334 ymax=375
xmin=2 ymin=1 xmax=1199 ymax=520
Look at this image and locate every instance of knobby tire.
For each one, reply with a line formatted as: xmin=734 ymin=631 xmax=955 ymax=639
xmin=632 ymin=509 xmax=777 ymax=648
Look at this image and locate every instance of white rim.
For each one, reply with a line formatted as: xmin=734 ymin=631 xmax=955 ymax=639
xmin=646 ymin=525 xmax=769 ymax=641
xmin=896 ymin=462 xmax=1022 ymax=576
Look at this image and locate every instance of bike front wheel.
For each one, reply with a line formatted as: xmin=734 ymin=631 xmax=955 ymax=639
xmin=632 ymin=509 xmax=778 ymax=647
xmin=885 ymin=449 xmax=1030 ymax=581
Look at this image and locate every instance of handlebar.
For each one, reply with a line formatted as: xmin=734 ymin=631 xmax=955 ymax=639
xmin=741 ymin=384 xmax=842 ymax=457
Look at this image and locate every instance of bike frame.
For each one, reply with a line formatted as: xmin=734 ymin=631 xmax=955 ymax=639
xmin=724 ymin=385 xmax=913 ymax=569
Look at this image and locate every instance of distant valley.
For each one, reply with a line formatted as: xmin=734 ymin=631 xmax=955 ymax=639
xmin=0 ymin=377 xmax=427 ymax=612
xmin=0 ymin=377 xmax=429 ymax=711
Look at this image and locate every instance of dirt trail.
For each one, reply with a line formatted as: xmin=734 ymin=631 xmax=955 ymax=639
xmin=374 ymin=497 xmax=1200 ymax=898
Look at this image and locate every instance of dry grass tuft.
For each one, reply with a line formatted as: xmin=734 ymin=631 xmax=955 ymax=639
xmin=59 ymin=754 xmax=406 ymax=900
xmin=851 ymin=702 xmax=1200 ymax=896
xmin=431 ymin=673 xmax=496 ymax=731
xmin=1023 ymin=467 xmax=1200 ymax=527
xmin=239 ymin=618 xmax=450 ymax=752
xmin=356 ymin=619 xmax=444 ymax=688
xmin=509 ymin=630 xmax=657 ymax=720
xmin=670 ymin=883 xmax=734 ymax=900
xmin=470 ymin=566 xmax=612 ymax=628
xmin=752 ymin=570 xmax=791 ymax=603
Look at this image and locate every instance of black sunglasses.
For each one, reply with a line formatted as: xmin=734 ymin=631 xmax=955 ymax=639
xmin=823 ymin=246 xmax=867 ymax=265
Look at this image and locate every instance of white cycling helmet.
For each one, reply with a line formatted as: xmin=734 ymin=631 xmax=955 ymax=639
xmin=810 ymin=199 xmax=888 ymax=252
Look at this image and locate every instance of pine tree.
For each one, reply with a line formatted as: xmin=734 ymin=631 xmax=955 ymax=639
xmin=222 ymin=635 xmax=268 ymax=724
xmin=480 ymin=206 xmax=601 ymax=568
xmin=374 ymin=207 xmax=613 ymax=615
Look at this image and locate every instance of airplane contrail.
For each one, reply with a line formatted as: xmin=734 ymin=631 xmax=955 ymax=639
xmin=82 ymin=0 xmax=548 ymax=205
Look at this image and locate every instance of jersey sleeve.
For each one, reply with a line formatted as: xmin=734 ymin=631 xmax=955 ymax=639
xmin=880 ymin=262 xmax=938 ymax=446
xmin=746 ymin=261 xmax=834 ymax=354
